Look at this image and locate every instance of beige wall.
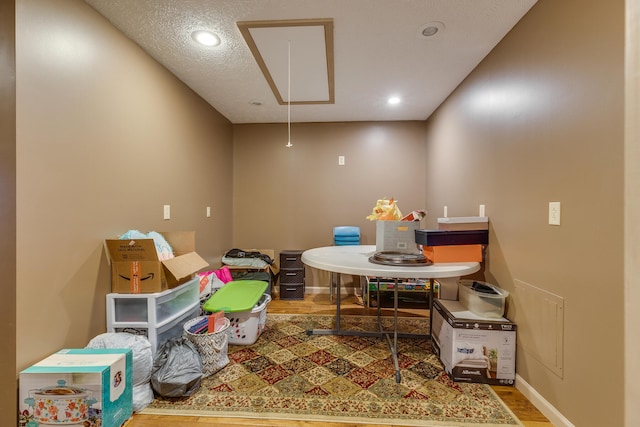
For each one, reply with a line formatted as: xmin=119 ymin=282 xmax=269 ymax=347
xmin=0 ymin=0 xmax=16 ymax=425
xmin=423 ymin=0 xmax=624 ymax=426
xmin=15 ymin=0 xmax=234 ymax=376
xmin=232 ymin=121 xmax=427 ymax=286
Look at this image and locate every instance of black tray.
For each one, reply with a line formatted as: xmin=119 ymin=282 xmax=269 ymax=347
xmin=414 ymin=229 xmax=488 ymax=246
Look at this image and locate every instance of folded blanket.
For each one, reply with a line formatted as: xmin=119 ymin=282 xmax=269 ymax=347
xmin=222 ymin=248 xmax=274 ymax=269
xmin=222 ymin=256 xmax=269 ymax=269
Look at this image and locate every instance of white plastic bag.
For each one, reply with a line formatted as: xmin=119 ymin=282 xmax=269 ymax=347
xmin=86 ymin=332 xmax=153 ymax=385
xmin=132 ymin=383 xmax=154 ymax=412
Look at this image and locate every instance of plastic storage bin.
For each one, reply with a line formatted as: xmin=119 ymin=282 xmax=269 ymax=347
xmin=225 ymin=294 xmax=271 ymax=345
xmin=107 ymin=278 xmax=199 ymax=324
xmin=106 ymin=277 xmax=200 ymax=354
xmin=113 ymin=305 xmax=200 ymax=354
xmin=202 ymin=280 xmax=271 ymax=345
xmin=458 ymin=280 xmax=509 ymax=319
xmin=202 ymin=280 xmax=268 ymax=313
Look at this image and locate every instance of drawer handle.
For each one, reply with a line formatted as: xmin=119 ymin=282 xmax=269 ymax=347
xmin=285 ymin=257 xmax=297 ymax=261
xmin=285 ymin=287 xmax=298 ymax=291
xmin=285 ymin=272 xmax=297 ymax=276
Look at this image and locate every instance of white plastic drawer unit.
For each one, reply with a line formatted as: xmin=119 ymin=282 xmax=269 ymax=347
xmin=106 ymin=277 xmax=199 ymax=326
xmin=113 ymin=305 xmax=200 ymax=355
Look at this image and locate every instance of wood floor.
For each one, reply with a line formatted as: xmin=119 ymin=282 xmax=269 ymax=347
xmin=126 ymin=292 xmax=552 ymax=427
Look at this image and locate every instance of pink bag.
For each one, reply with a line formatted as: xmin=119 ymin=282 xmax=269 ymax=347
xmin=214 ymin=266 xmax=233 ymax=284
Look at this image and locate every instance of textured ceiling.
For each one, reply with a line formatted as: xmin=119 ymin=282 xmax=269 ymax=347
xmin=84 ymin=0 xmax=537 ymax=124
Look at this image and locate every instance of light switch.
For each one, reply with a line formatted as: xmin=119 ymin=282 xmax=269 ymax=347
xmin=163 ymin=204 xmax=171 ymax=220
xmin=549 ymin=202 xmax=560 ymax=225
xmin=206 ymin=206 xmax=211 ymax=218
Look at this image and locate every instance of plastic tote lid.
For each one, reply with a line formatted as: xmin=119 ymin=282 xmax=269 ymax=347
xmin=458 ymin=280 xmax=509 ymax=298
xmin=202 ymin=280 xmax=268 ymax=313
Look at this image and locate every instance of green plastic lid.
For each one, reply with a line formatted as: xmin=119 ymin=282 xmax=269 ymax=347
xmin=202 ymin=280 xmax=268 ymax=313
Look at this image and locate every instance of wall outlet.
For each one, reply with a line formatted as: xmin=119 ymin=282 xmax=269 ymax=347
xmin=163 ymin=204 xmax=171 ymax=220
xmin=338 ymin=155 xmax=345 ymax=165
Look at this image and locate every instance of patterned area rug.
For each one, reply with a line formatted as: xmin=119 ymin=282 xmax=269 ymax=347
xmin=143 ymin=314 xmax=522 ymax=426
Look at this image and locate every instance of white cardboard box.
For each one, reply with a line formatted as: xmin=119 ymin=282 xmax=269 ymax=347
xmin=19 ymin=348 xmax=133 ymax=427
xmin=431 ymin=298 xmax=516 ymax=385
xmin=437 ymin=216 xmax=489 ymax=230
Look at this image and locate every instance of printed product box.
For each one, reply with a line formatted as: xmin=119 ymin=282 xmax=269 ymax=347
xmin=105 ymin=231 xmax=209 ymax=293
xmin=431 ymin=298 xmax=516 ymax=385
xmin=19 ymin=348 xmax=133 ymax=427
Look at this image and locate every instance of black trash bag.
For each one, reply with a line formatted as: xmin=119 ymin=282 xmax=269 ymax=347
xmin=151 ymin=336 xmax=203 ymax=397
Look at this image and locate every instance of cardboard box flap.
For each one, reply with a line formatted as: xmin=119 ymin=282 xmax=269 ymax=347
xmin=105 ymin=238 xmax=159 ymax=262
xmin=161 ymin=231 xmax=196 ymax=255
xmin=163 ymin=251 xmax=209 ymax=281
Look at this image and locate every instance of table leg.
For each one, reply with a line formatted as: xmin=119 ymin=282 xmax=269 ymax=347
xmin=329 ymin=272 xmax=334 ymax=304
xmin=336 ymin=272 xmax=341 ymax=331
xmin=307 ymin=274 xmax=428 ymax=384
xmin=380 ymin=278 xmax=400 ymax=383
xmin=429 ymin=278 xmax=434 ymax=339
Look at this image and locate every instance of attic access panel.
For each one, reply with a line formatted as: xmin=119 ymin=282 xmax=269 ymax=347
xmin=238 ymin=19 xmax=334 ymax=105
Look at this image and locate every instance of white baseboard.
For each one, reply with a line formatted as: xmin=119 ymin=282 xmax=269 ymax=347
xmin=305 ymin=285 xmax=358 ymax=295
xmin=305 ymin=285 xmax=330 ymax=295
xmin=515 ymin=374 xmax=574 ymax=427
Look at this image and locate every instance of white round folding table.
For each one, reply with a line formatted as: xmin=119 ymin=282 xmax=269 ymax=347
xmin=301 ymin=245 xmax=480 ymax=382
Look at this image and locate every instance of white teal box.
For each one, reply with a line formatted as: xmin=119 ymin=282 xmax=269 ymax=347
xmin=431 ymin=298 xmax=516 ymax=386
xmin=19 ymin=348 xmax=133 ymax=427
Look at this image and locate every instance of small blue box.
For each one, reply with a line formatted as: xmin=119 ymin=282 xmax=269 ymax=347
xmin=19 ymin=348 xmax=133 ymax=427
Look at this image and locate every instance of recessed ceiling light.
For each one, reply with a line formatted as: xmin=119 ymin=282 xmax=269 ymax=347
xmin=417 ymin=21 xmax=445 ymax=39
xmin=388 ymin=96 xmax=401 ymax=105
xmin=192 ymin=30 xmax=221 ymax=46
